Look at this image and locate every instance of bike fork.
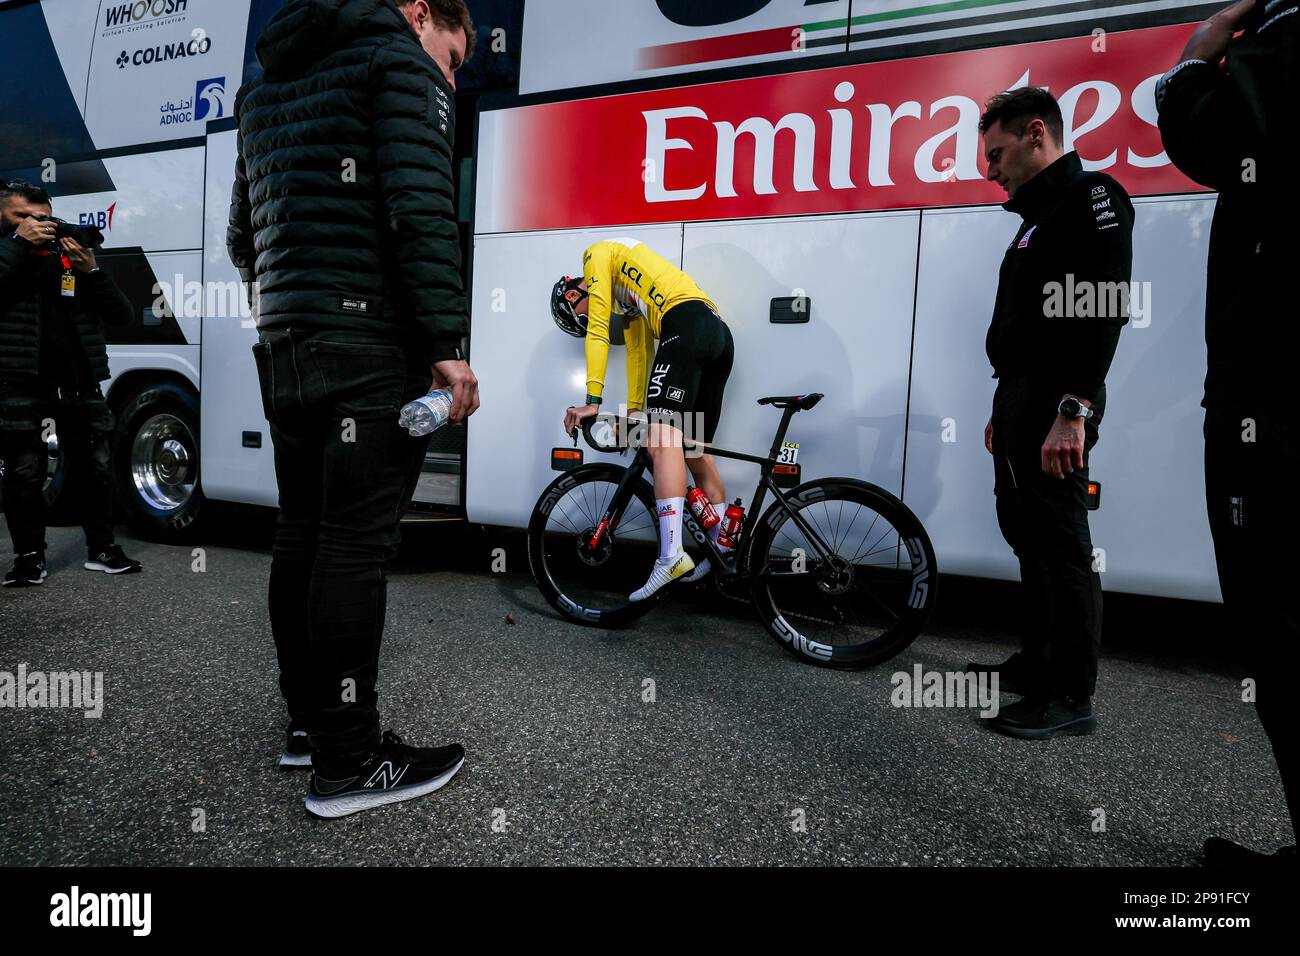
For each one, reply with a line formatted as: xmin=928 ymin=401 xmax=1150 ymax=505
xmin=588 ymin=451 xmax=650 ymax=550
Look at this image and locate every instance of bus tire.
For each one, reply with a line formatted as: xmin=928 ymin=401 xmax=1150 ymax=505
xmin=112 ymin=381 xmax=205 ymax=541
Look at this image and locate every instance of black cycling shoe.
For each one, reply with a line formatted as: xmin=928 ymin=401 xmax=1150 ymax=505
xmin=305 ymin=730 xmax=465 ymax=819
xmin=990 ymin=693 xmax=1096 ymax=739
xmin=84 ymin=545 xmax=142 ymax=575
xmin=279 ymin=725 xmax=313 ymax=769
xmin=1203 ymin=838 xmax=1298 ymax=867
xmin=3 ymin=552 xmax=47 ymax=587
xmin=965 ymin=651 xmax=1042 ymax=696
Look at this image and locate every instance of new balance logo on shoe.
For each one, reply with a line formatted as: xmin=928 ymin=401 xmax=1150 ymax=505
xmin=365 ymin=760 xmax=407 ymax=790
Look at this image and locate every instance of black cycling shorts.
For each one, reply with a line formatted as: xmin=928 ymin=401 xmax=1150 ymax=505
xmin=644 ymin=300 xmax=733 ymax=445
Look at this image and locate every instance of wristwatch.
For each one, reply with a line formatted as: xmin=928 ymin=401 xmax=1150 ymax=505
xmin=1058 ymin=397 xmax=1094 ymax=420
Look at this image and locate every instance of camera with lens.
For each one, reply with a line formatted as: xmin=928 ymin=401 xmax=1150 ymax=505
xmin=32 ymin=214 xmax=104 ymax=248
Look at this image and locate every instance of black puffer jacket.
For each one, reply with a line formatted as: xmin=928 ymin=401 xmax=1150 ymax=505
xmin=0 ymin=235 xmax=133 ymax=383
xmin=1157 ymin=6 xmax=1298 ymax=411
xmin=227 ymin=0 xmax=466 ymax=362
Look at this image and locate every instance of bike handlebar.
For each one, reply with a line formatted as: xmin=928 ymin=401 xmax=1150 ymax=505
xmin=578 ymin=414 xmax=610 ymax=453
xmin=577 ymin=413 xmax=635 ymax=454
xmin=577 ymin=414 xmax=714 ymax=457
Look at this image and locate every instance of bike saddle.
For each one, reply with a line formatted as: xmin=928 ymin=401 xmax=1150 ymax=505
xmin=756 ymin=393 xmax=824 ymax=411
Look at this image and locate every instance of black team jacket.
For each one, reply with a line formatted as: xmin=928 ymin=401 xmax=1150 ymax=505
xmin=985 ymin=150 xmax=1134 ymax=436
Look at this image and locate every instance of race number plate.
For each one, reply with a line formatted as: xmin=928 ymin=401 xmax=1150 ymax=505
xmin=778 ymin=442 xmax=799 ymax=465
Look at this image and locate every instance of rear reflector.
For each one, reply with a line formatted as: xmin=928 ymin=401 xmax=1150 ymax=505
xmin=552 ymin=448 xmax=583 ymax=471
xmin=774 ymin=462 xmax=800 ymax=488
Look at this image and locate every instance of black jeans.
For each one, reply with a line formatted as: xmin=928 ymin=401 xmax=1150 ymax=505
xmin=1204 ymin=407 xmax=1300 ymax=837
xmin=992 ymin=382 xmax=1103 ymax=701
xmin=253 ymin=329 xmax=431 ymax=774
xmin=0 ymin=383 xmax=116 ymax=556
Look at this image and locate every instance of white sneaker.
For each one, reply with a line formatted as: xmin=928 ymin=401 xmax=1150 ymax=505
xmin=630 ymin=552 xmax=695 ymax=601
xmin=680 ymin=557 xmax=712 ymax=583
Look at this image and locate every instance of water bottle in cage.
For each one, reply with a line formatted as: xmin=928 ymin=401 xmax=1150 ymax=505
xmin=686 ymin=487 xmax=719 ymax=528
xmin=717 ymin=499 xmax=745 ymax=549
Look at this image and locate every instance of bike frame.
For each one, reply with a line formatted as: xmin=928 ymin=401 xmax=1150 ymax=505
xmin=584 ymin=404 xmax=839 ymax=580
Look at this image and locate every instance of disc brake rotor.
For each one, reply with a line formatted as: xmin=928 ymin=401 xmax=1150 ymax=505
xmin=575 ymin=527 xmax=614 ymax=567
xmin=816 ymin=555 xmax=854 ymax=595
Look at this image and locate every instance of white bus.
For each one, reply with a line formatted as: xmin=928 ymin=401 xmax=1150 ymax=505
xmin=0 ymin=0 xmax=1224 ymax=602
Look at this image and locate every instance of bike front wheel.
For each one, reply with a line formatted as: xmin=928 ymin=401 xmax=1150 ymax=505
xmin=749 ymin=478 xmax=937 ymax=668
xmin=528 ymin=463 xmax=662 ymax=628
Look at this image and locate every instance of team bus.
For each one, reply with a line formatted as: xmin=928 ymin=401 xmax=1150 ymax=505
xmin=0 ymin=0 xmax=1225 ymax=602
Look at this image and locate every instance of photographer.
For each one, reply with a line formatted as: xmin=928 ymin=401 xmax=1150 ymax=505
xmin=0 ymin=180 xmax=140 ymax=586
xmin=1158 ymin=0 xmax=1299 ymax=864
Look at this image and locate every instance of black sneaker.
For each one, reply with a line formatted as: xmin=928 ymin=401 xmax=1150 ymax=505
xmin=1203 ymin=837 xmax=1298 ymax=867
xmin=965 ymin=651 xmax=1042 ymax=696
xmin=990 ymin=693 xmax=1097 ymax=740
xmin=3 ymin=552 xmax=47 ymax=587
xmin=84 ymin=545 xmax=142 ymax=575
xmin=304 ymin=730 xmax=465 ymax=819
xmin=279 ymin=725 xmax=313 ymax=769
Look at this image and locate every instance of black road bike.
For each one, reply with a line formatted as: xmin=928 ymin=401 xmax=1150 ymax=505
xmin=527 ymin=394 xmax=937 ymax=667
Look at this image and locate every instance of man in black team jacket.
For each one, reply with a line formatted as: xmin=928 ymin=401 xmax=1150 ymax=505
xmin=1158 ymin=0 xmax=1299 ymax=865
xmin=969 ymin=88 xmax=1134 ymax=740
xmin=228 ymin=0 xmax=481 ymax=819
xmin=0 ymin=180 xmax=141 ymax=587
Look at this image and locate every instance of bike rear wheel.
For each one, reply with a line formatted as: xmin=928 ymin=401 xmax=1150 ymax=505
xmin=749 ymin=478 xmax=937 ymax=667
xmin=528 ymin=464 xmax=662 ymax=628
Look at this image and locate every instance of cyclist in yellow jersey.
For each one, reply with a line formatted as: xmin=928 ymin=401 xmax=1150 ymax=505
xmin=552 ymin=238 xmax=735 ymax=600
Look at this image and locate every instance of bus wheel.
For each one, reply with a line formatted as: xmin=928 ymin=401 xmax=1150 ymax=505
xmin=112 ymin=382 xmax=205 ymax=540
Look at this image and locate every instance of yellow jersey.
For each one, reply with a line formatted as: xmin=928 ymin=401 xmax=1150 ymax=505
xmin=581 ymin=238 xmax=717 ymax=411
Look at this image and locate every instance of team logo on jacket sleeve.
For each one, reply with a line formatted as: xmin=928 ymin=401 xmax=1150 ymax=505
xmin=428 ymin=82 xmax=452 ymax=142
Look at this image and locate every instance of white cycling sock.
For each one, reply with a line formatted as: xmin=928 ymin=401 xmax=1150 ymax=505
xmin=657 ymin=497 xmax=685 ymax=559
xmin=707 ymin=502 xmax=732 ymax=552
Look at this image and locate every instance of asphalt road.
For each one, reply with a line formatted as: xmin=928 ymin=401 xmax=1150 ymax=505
xmin=0 ymin=510 xmax=1291 ymax=866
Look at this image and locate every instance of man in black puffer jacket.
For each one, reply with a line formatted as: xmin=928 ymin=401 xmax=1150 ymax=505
xmin=0 ymin=179 xmax=141 ymax=587
xmin=1158 ymin=0 xmax=1299 ymax=866
xmin=227 ymin=0 xmax=480 ymax=819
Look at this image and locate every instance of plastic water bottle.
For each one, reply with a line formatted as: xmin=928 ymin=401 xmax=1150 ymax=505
xmin=398 ymin=387 xmax=453 ymax=436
